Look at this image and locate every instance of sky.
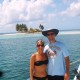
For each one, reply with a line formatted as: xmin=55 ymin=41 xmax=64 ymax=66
xmin=0 ymin=0 xmax=80 ymax=33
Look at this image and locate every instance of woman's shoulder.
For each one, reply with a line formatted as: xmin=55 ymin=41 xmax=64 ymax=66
xmin=30 ymin=52 xmax=37 ymax=58
xmin=30 ymin=53 xmax=36 ymax=62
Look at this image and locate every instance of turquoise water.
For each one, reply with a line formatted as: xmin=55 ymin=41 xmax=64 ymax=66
xmin=0 ymin=33 xmax=80 ymax=80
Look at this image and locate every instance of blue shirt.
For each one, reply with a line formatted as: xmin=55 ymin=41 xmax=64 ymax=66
xmin=44 ymin=41 xmax=70 ymax=76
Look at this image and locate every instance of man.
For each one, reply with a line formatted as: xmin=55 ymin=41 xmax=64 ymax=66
xmin=42 ymin=29 xmax=70 ymax=80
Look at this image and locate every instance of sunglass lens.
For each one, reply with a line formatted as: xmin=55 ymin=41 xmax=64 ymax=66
xmin=37 ymin=45 xmax=44 ymax=47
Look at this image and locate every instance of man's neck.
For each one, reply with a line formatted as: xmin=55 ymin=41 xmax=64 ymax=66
xmin=49 ymin=39 xmax=56 ymax=44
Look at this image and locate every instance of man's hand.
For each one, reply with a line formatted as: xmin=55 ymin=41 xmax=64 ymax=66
xmin=64 ymin=56 xmax=70 ymax=80
xmin=64 ymin=72 xmax=70 ymax=80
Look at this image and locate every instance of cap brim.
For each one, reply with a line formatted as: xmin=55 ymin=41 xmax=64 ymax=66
xmin=42 ymin=29 xmax=59 ymax=36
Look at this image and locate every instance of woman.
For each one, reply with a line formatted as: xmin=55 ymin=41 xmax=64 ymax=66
xmin=30 ymin=40 xmax=48 ymax=80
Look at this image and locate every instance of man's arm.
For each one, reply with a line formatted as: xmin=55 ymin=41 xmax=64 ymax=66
xmin=64 ymin=56 xmax=70 ymax=80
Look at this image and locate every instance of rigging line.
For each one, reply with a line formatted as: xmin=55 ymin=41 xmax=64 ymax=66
xmin=70 ymin=59 xmax=80 ymax=66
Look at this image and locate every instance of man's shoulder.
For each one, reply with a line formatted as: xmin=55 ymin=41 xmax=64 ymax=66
xmin=44 ymin=41 xmax=65 ymax=47
xmin=56 ymin=41 xmax=65 ymax=45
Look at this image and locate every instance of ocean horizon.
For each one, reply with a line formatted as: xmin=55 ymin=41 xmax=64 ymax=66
xmin=0 ymin=30 xmax=80 ymax=80
xmin=0 ymin=29 xmax=80 ymax=35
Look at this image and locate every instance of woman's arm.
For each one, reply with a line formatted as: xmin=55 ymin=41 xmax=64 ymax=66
xmin=30 ymin=54 xmax=35 ymax=80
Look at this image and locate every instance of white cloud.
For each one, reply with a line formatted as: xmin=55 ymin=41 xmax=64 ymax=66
xmin=0 ymin=0 xmax=55 ymax=33
xmin=0 ymin=0 xmax=53 ymax=25
xmin=63 ymin=0 xmax=69 ymax=3
xmin=1 ymin=0 xmax=80 ymax=33
xmin=47 ymin=13 xmax=56 ymax=22
xmin=61 ymin=1 xmax=80 ymax=16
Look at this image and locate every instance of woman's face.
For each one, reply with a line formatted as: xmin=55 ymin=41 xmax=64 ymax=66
xmin=36 ymin=41 xmax=44 ymax=51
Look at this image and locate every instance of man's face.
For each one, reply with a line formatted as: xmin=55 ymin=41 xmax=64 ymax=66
xmin=46 ymin=32 xmax=56 ymax=40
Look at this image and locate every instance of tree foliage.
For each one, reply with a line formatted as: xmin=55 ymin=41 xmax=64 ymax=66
xmin=39 ymin=24 xmax=44 ymax=30
xmin=29 ymin=28 xmax=41 ymax=33
xmin=16 ymin=24 xmax=42 ymax=33
xmin=16 ymin=24 xmax=28 ymax=32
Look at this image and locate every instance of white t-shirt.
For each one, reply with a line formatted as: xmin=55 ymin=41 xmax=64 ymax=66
xmin=44 ymin=41 xmax=70 ymax=76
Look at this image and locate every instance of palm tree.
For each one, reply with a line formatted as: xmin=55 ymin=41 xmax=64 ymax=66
xmin=16 ymin=24 xmax=28 ymax=32
xmin=39 ymin=24 xmax=44 ymax=31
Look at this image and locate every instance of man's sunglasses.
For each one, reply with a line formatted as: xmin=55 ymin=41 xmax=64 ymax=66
xmin=37 ymin=44 xmax=44 ymax=47
xmin=46 ymin=33 xmax=55 ymax=36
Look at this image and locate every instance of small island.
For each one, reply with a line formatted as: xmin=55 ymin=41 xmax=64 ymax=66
xmin=16 ymin=24 xmax=44 ymax=33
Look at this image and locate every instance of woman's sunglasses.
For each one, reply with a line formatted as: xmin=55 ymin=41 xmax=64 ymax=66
xmin=37 ymin=44 xmax=44 ymax=47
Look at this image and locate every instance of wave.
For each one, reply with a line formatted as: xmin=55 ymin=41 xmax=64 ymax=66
xmin=59 ymin=31 xmax=80 ymax=35
xmin=27 ymin=78 xmax=30 ymax=80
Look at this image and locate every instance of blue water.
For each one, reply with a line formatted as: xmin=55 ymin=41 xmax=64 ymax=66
xmin=0 ymin=33 xmax=80 ymax=80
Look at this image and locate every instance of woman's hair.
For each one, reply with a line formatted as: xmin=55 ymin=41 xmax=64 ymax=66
xmin=36 ymin=39 xmax=44 ymax=46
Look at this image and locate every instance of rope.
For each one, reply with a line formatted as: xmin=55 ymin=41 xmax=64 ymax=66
xmin=70 ymin=59 xmax=80 ymax=65
xmin=70 ymin=59 xmax=80 ymax=80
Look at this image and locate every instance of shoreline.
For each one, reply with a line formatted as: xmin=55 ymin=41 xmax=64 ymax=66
xmin=0 ymin=32 xmax=41 ymax=36
xmin=0 ymin=31 xmax=80 ymax=36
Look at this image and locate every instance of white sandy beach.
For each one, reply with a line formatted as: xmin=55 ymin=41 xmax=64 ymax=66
xmin=0 ymin=31 xmax=80 ymax=36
